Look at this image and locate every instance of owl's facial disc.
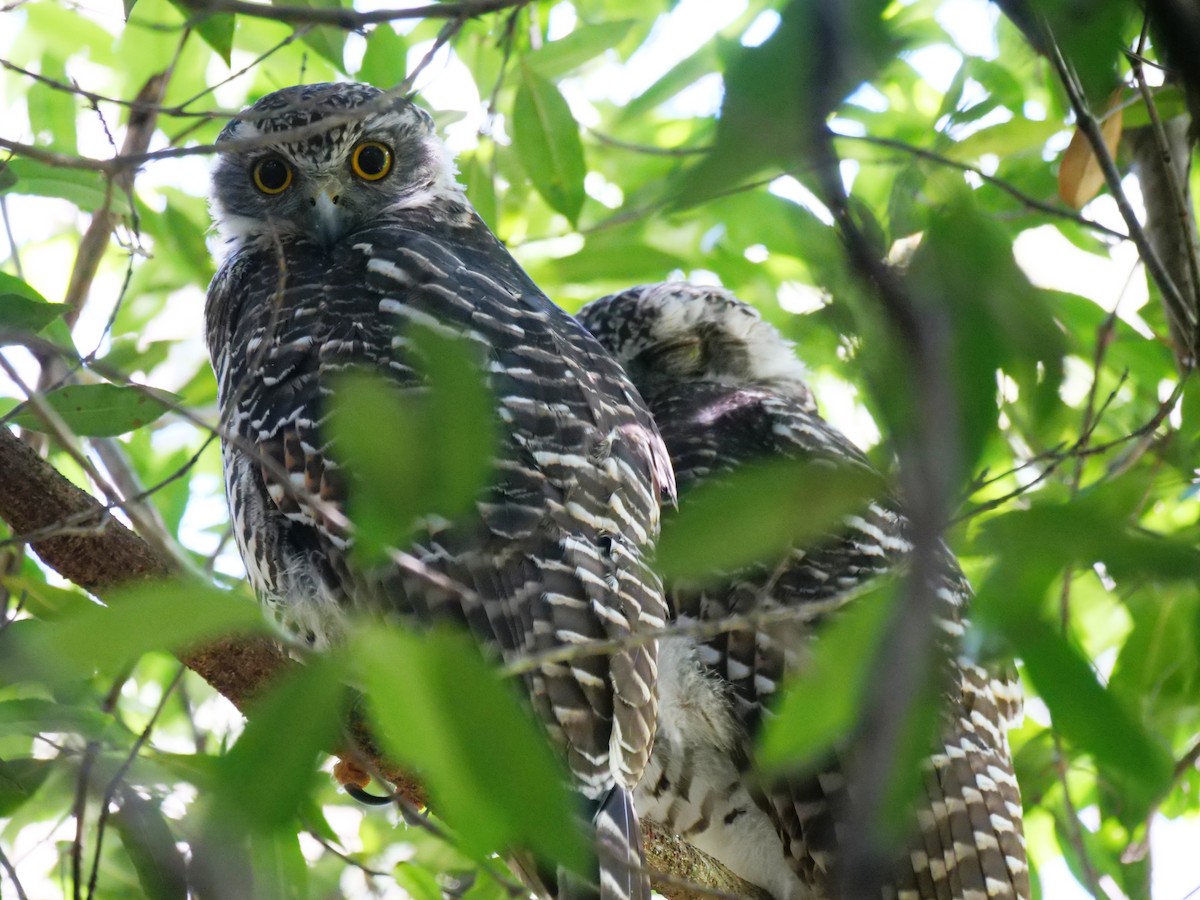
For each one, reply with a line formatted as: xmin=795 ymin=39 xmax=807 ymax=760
xmin=211 ymin=83 xmax=463 ymax=253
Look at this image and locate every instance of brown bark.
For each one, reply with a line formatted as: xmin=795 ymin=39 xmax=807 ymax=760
xmin=0 ymin=424 xmax=764 ymax=899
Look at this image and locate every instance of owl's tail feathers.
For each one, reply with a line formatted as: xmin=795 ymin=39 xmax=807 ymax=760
xmin=547 ymin=786 xmax=649 ymax=900
xmin=593 ymin=786 xmax=650 ymax=900
xmin=505 ymin=786 xmax=649 ymax=900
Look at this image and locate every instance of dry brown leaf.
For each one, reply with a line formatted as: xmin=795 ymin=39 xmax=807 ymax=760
xmin=1058 ymin=93 xmax=1124 ymax=209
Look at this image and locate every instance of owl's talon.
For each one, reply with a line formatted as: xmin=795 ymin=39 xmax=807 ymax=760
xmin=345 ymin=784 xmax=394 ymax=806
xmin=333 ymin=757 xmax=391 ymax=805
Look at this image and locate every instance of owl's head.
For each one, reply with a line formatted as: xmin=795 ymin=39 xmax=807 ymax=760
xmin=578 ymin=283 xmax=816 ymax=411
xmin=210 ymin=83 xmax=461 ymax=249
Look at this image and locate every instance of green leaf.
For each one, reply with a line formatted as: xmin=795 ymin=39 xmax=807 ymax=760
xmin=123 ymin=0 xmax=138 ymax=16
xmin=676 ymin=0 xmax=896 ymax=207
xmin=0 ymin=698 xmax=120 ymax=741
xmin=168 ymin=1 xmax=234 ymax=64
xmin=0 ymin=159 xmax=130 ymax=215
xmin=352 ymin=627 xmax=586 ymax=870
xmin=972 ymin=520 xmax=1177 ymax=823
xmin=214 ymin=656 xmax=345 ymax=832
xmin=393 ymin=863 xmax=444 ymax=900
xmin=329 ymin=326 xmax=497 ymax=562
xmin=270 ymin=0 xmax=346 ymax=72
xmin=248 ymin=828 xmax=310 ymax=900
xmin=0 ymin=758 xmax=53 ymax=816
xmin=512 ymin=64 xmax=587 ymax=224
xmin=525 ymin=20 xmax=636 ymax=79
xmin=6 ymin=383 xmax=178 ymax=436
xmin=113 ymin=789 xmax=188 ymax=900
xmin=358 ymin=24 xmax=408 ymax=87
xmin=0 ymin=272 xmax=66 ymax=338
xmin=1040 ymin=0 xmax=1131 ymax=101
xmin=656 ymin=456 xmax=884 ymax=582
xmin=27 ymin=55 xmax=77 ymax=153
xmin=619 ymin=41 xmax=720 ymax=123
xmin=976 ymin=482 xmax=1200 ymax=585
xmin=889 ymin=194 xmax=1065 ymax=480
xmin=1008 ymin=616 xmax=1172 ymax=823
xmin=758 ymin=585 xmax=896 ymax=770
xmin=4 ymin=576 xmax=93 ymax=620
xmin=1 ymin=579 xmax=265 ymax=681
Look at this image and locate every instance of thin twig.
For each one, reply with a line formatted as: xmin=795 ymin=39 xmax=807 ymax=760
xmin=0 ymin=842 xmax=30 ymax=900
xmin=86 ymin=666 xmax=186 ymax=900
xmin=0 ymin=195 xmax=22 ymax=279
xmin=841 ymin=133 xmax=1130 ymax=241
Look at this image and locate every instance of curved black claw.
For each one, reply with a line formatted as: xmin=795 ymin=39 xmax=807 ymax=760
xmin=345 ymin=784 xmax=393 ymax=806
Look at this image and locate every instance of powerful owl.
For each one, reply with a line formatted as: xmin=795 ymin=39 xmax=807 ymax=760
xmin=204 ymin=83 xmax=674 ymax=900
xmin=578 ymin=283 xmax=1028 ymax=900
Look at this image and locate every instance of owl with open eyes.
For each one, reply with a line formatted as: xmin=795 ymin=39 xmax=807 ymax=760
xmin=204 ymin=82 xmax=674 ymax=900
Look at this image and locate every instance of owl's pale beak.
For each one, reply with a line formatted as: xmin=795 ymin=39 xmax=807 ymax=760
xmin=311 ymin=188 xmax=345 ymax=247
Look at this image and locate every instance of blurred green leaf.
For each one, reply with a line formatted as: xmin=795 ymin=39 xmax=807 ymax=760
xmin=249 ymin=828 xmax=310 ymax=900
xmin=4 ymin=575 xmax=93 ymax=620
xmin=0 ymin=159 xmax=131 ymax=214
xmin=525 ymin=20 xmax=635 ymax=79
xmin=394 ymin=862 xmax=444 ymax=900
xmin=973 ymin=530 xmax=1177 ymax=825
xmin=6 ymin=383 xmax=178 ymax=437
xmin=0 ymin=698 xmax=121 ymax=741
xmin=758 ymin=584 xmax=895 ymax=769
xmin=113 ymin=788 xmax=189 ymax=900
xmin=892 ymin=193 xmax=1066 ymax=480
xmin=619 ymin=41 xmax=719 ymax=123
xmin=0 ymin=757 xmax=53 ymax=816
xmin=1011 ymin=617 xmax=1172 ymax=822
xmin=168 ymin=1 xmax=234 ymax=63
xmin=213 ymin=656 xmax=345 ymax=832
xmin=270 ymin=0 xmax=347 ymax=71
xmin=0 ymin=579 xmax=265 ymax=681
xmin=1040 ymin=0 xmax=1131 ymax=101
xmin=676 ymin=0 xmax=896 ymax=206
xmin=27 ymin=55 xmax=77 ymax=153
xmin=513 ymin=64 xmax=587 ymax=224
xmin=330 ymin=325 xmax=496 ymax=562
xmin=358 ymin=23 xmax=408 ymax=87
xmin=352 ymin=626 xmax=586 ymax=869
xmin=0 ymin=272 xmax=65 ymax=338
xmin=657 ymin=456 xmax=884 ymax=582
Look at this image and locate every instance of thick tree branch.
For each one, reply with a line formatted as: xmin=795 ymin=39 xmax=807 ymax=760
xmin=0 ymin=425 xmax=762 ymax=900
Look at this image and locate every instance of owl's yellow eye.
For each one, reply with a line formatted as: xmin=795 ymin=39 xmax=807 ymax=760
xmin=253 ymin=157 xmax=293 ymax=194
xmin=351 ymin=141 xmax=393 ymax=181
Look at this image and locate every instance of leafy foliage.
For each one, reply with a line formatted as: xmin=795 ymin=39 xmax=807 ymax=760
xmin=1 ymin=0 xmax=1198 ymax=898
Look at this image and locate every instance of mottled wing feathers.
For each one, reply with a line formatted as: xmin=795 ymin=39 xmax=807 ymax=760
xmin=662 ymin=381 xmax=1028 ymax=898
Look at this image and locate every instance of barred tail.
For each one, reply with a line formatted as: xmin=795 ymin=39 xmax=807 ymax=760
xmin=594 ymin=786 xmax=650 ymax=900
xmin=556 ymin=787 xmax=649 ymax=900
